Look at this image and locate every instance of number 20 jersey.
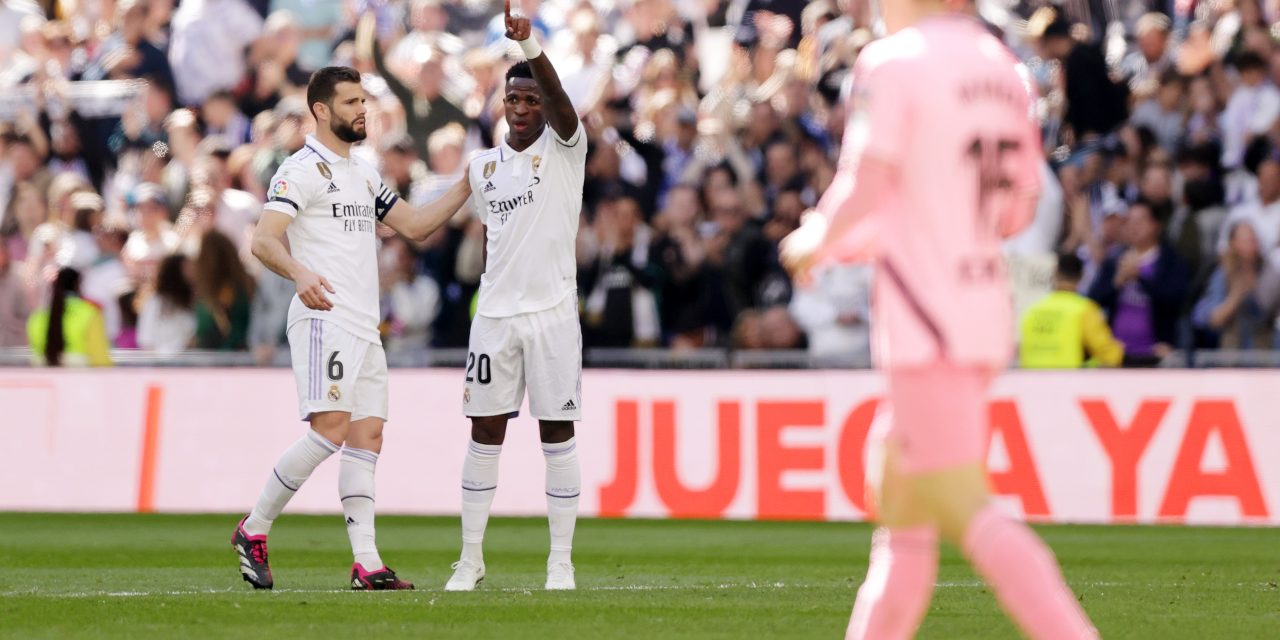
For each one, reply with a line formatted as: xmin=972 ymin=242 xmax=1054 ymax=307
xmin=841 ymin=15 xmax=1042 ymax=369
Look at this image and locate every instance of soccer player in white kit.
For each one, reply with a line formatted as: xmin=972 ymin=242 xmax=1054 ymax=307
xmin=231 ymin=66 xmax=472 ymax=590
xmin=783 ymin=0 xmax=1098 ymax=637
xmin=444 ymin=1 xmax=585 ymax=592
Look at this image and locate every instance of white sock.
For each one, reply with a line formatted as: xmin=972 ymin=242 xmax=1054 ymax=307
xmin=543 ymin=437 xmax=580 ymax=565
xmin=244 ymin=430 xmax=339 ymax=536
xmin=340 ymin=447 xmax=382 ymax=572
xmin=460 ymin=440 xmax=502 ymax=563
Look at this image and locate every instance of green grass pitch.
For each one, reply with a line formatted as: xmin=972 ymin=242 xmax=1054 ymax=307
xmin=0 ymin=513 xmax=1275 ymax=638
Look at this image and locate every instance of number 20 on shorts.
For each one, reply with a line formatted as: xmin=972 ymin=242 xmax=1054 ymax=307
xmin=466 ymin=353 xmax=491 ymax=384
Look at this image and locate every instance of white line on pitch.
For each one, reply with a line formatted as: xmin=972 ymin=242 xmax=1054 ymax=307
xmin=1 ymin=580 xmax=1143 ymax=599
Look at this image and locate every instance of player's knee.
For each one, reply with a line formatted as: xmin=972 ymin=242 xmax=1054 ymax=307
xmin=309 ymin=412 xmax=351 ymax=447
xmin=470 ymin=417 xmax=508 ymax=445
xmin=912 ymin=473 xmax=988 ymax=544
xmin=347 ymin=419 xmax=384 ymax=451
xmin=539 ymin=420 xmax=574 ymax=444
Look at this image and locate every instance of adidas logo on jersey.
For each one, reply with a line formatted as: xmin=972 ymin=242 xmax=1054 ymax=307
xmin=561 ymin=399 xmax=576 ymax=411
xmin=326 ymin=182 xmax=340 ymax=193
xmin=483 ymin=181 xmax=495 ymax=193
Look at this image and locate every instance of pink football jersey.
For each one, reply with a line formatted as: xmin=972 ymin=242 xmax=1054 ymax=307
xmin=816 ymin=15 xmax=1041 ymax=369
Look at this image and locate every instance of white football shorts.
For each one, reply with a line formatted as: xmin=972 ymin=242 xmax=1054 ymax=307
xmin=463 ymin=294 xmax=582 ymax=421
xmin=288 ymin=318 xmax=389 ymax=422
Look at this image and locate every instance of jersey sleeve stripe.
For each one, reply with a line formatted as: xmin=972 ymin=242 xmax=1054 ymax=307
xmin=269 ymin=196 xmax=300 ymax=211
xmin=554 ymin=122 xmax=584 ymax=148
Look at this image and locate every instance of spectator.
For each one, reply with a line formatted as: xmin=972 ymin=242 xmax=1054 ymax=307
xmin=8 ymin=0 xmax=1280 ymax=360
xmin=582 ymin=196 xmax=661 ymax=348
xmin=190 ymin=155 xmax=261 ymax=257
xmin=362 ymin=14 xmax=470 ymax=166
xmin=759 ymin=305 xmax=804 ymax=350
xmin=1039 ymin=17 xmax=1129 ymax=142
xmin=1218 ymin=145 xmax=1280 ymax=254
xmin=247 ymin=267 xmax=292 ymax=365
xmin=123 ymin=183 xmax=178 ymax=268
xmin=1088 ymin=200 xmax=1191 ymax=359
xmin=5 ymin=180 xmax=47 ymax=263
xmin=237 ymin=10 xmax=311 ymax=116
xmin=168 ymin=0 xmax=266 ymax=106
xmin=81 ymin=0 xmax=175 ymax=90
xmin=380 ymin=235 xmax=441 ymax=355
xmin=200 ymin=90 xmax=252 ymax=146
xmin=651 ymin=184 xmax=712 ymax=348
xmin=1130 ymin=70 xmax=1186 ymax=154
xmin=0 ymin=237 xmax=28 ymax=347
xmin=1021 ymin=253 xmax=1124 ymax=368
xmin=27 ymin=267 xmax=111 ymax=366
xmin=789 ymin=263 xmax=871 ymax=362
xmin=1 ymin=134 xmax=51 ymax=236
xmin=1193 ymin=221 xmax=1277 ymax=348
xmin=80 ymin=219 xmax=133 ymax=345
xmin=138 ymin=253 xmax=196 ymax=355
xmin=707 ymin=187 xmax=771 ymax=325
xmin=269 ymin=0 xmax=342 ymax=72
xmin=1180 ymin=177 xmax=1230 ymax=271
xmin=192 ymin=230 xmax=252 ymax=350
xmin=58 ymin=191 xmax=103 ymax=270
xmin=1119 ymin=13 xmax=1174 ymax=95
xmin=108 ymin=76 xmax=176 ymax=157
xmin=1219 ymin=52 xmax=1280 ymax=171
xmin=380 ymin=134 xmax=421 ymax=202
xmin=115 ymin=289 xmax=140 ymax=349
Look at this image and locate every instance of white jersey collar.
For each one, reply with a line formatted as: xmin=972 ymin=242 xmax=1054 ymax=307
xmin=500 ymin=125 xmax=548 ymax=161
xmin=304 ymin=135 xmax=344 ymax=163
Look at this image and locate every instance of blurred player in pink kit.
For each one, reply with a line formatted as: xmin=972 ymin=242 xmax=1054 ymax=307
xmin=783 ymin=0 xmax=1099 ymax=638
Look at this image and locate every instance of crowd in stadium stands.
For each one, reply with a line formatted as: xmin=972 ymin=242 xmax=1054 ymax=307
xmin=3 ymin=0 xmax=1280 ymax=366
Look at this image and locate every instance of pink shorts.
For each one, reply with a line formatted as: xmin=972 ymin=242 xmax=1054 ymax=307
xmin=884 ymin=363 xmax=993 ymax=474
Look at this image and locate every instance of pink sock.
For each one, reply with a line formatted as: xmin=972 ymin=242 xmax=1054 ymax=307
xmin=963 ymin=506 xmax=1098 ymax=640
xmin=846 ymin=526 xmax=939 ymax=640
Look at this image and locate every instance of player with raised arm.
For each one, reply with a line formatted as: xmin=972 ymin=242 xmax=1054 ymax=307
xmin=443 ymin=0 xmax=587 ymax=592
xmin=231 ymin=66 xmax=471 ymax=591
xmin=782 ymin=0 xmax=1099 ymax=637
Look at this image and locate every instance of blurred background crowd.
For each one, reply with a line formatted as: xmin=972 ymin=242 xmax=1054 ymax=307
xmin=3 ymin=0 xmax=1280 ymax=367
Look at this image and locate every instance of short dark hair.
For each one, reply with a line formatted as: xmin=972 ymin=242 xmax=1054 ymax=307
xmin=307 ymin=66 xmax=362 ymax=119
xmin=1235 ymin=51 xmax=1268 ymax=73
xmin=1131 ymin=198 xmax=1170 ymax=226
xmin=1056 ymin=252 xmax=1084 ymax=281
xmin=506 ymin=61 xmax=534 ymax=83
xmin=207 ymin=88 xmax=236 ymax=103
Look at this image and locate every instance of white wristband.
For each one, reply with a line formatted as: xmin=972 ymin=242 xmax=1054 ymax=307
xmin=518 ymin=37 xmax=542 ymax=60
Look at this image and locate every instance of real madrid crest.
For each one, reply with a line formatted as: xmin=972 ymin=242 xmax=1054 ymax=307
xmin=463 ymin=388 xmax=471 ymax=404
xmin=316 ymin=162 xmax=332 ymax=180
xmin=531 ymin=155 xmax=542 ymax=174
xmin=366 ymin=180 xmax=375 ymax=198
xmin=483 ymin=161 xmax=496 ymax=179
xmin=328 ymin=384 xmax=341 ymax=402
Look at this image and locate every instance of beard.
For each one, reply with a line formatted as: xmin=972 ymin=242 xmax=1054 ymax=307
xmin=331 ymin=117 xmax=366 ymax=143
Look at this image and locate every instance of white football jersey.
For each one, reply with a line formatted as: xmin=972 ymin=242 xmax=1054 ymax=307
xmin=263 ymin=135 xmax=399 ymax=344
xmin=468 ymin=122 xmax=587 ymax=318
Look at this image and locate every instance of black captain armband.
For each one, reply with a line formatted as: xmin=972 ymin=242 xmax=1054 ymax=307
xmin=374 ymin=184 xmax=399 ymax=221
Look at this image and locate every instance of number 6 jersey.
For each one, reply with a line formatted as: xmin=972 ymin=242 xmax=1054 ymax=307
xmin=263 ymin=135 xmax=400 ymax=344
